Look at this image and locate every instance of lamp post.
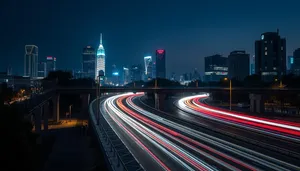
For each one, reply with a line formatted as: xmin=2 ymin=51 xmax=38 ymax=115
xmin=224 ymin=77 xmax=232 ymax=111
xmin=96 ymin=76 xmax=100 ymax=125
xmin=96 ymin=70 xmax=104 ymax=125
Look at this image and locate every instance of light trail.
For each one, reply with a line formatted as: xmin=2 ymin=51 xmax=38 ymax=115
xmin=98 ymin=93 xmax=300 ymax=171
xmin=177 ymin=94 xmax=300 ymax=138
xmin=103 ymin=93 xmax=214 ymax=170
xmin=127 ymin=94 xmax=300 ymax=171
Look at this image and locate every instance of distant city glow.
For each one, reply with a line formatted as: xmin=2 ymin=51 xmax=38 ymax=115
xmin=157 ymin=49 xmax=165 ymax=54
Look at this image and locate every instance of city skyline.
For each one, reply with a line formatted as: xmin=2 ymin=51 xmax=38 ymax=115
xmin=1 ymin=1 xmax=300 ymax=76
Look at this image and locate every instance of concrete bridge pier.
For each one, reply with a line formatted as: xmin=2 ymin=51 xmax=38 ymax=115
xmin=81 ymin=94 xmax=90 ymax=115
xmin=53 ymin=94 xmax=60 ymax=122
xmin=34 ymin=107 xmax=42 ymax=144
xmin=34 ymin=107 xmax=42 ymax=134
xmin=249 ymin=94 xmax=265 ymax=114
xmin=155 ymin=93 xmax=166 ymax=110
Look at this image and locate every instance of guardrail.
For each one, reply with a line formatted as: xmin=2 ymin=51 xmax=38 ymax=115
xmin=89 ymin=98 xmax=143 ymax=171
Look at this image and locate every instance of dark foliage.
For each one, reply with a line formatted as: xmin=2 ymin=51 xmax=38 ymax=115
xmin=44 ymin=70 xmax=72 ymax=86
xmin=44 ymin=71 xmax=95 ymax=87
xmin=145 ymin=78 xmax=182 ymax=87
xmin=0 ymin=106 xmax=38 ymax=171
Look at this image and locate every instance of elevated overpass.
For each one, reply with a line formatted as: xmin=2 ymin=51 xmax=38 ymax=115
xmin=26 ymin=86 xmax=300 ymax=138
xmin=56 ymin=86 xmax=300 ymax=94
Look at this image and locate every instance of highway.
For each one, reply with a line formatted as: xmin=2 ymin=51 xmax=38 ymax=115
xmin=98 ymin=93 xmax=300 ymax=171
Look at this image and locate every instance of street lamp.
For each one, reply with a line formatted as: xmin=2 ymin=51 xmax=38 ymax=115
xmin=96 ymin=76 xmax=100 ymax=125
xmin=224 ymin=77 xmax=232 ymax=111
xmin=96 ymin=70 xmax=105 ymax=125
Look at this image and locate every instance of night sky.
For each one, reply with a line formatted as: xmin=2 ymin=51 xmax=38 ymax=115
xmin=1 ymin=0 xmax=299 ymax=77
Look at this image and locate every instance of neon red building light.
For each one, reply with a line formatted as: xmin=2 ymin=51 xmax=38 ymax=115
xmin=157 ymin=49 xmax=165 ymax=54
xmin=47 ymin=56 xmax=53 ymax=60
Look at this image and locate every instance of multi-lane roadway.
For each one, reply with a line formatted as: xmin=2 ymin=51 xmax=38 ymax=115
xmin=97 ymin=93 xmax=300 ymax=171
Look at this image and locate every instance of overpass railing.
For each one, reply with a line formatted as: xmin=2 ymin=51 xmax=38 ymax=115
xmin=89 ymin=98 xmax=143 ymax=171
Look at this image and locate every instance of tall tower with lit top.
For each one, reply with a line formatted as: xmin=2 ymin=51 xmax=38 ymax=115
xmin=96 ymin=33 xmax=105 ymax=80
xmin=155 ymin=49 xmax=166 ymax=79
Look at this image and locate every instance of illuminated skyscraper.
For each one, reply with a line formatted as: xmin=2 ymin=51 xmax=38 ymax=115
xmin=123 ymin=67 xmax=130 ymax=85
xmin=46 ymin=56 xmax=56 ymax=76
xmin=24 ymin=45 xmax=38 ymax=78
xmin=287 ymin=56 xmax=294 ymax=73
xmin=155 ymin=49 xmax=166 ymax=79
xmin=255 ymin=30 xmax=286 ymax=81
xmin=82 ymin=46 xmax=96 ymax=79
xmin=111 ymin=64 xmax=120 ymax=85
xmin=250 ymin=55 xmax=255 ymax=75
xmin=293 ymin=48 xmax=300 ymax=75
xmin=204 ymin=54 xmax=228 ymax=82
xmin=130 ymin=65 xmax=143 ymax=81
xmin=144 ymin=56 xmax=152 ymax=80
xmin=96 ymin=33 xmax=105 ymax=79
xmin=38 ymin=62 xmax=47 ymax=78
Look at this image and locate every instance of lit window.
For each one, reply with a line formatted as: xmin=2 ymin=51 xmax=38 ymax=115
xmin=265 ymin=47 xmax=267 ymax=50
xmin=273 ymin=67 xmax=277 ymax=70
xmin=264 ymin=41 xmax=267 ymax=43
xmin=265 ymin=52 xmax=268 ymax=55
xmin=262 ymin=72 xmax=277 ymax=75
xmin=281 ymin=46 xmax=283 ymax=50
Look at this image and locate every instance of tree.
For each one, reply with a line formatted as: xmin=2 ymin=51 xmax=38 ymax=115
xmin=145 ymin=78 xmax=182 ymax=87
xmin=45 ymin=70 xmax=73 ymax=86
xmin=0 ymin=106 xmax=38 ymax=171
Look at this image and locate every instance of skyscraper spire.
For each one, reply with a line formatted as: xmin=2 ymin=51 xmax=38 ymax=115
xmin=100 ymin=33 xmax=102 ymax=45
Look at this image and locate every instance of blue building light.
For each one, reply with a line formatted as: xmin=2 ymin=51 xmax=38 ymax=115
xmin=112 ymin=72 xmax=119 ymax=76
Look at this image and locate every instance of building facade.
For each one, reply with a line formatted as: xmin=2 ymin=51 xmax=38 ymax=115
xmin=37 ymin=62 xmax=47 ymax=78
xmin=111 ymin=64 xmax=120 ymax=86
xmin=287 ymin=56 xmax=294 ymax=74
xmin=130 ymin=65 xmax=143 ymax=82
xmin=7 ymin=66 xmax=12 ymax=76
xmin=155 ymin=49 xmax=166 ymax=79
xmin=250 ymin=55 xmax=255 ymax=75
xmin=82 ymin=46 xmax=96 ymax=79
xmin=46 ymin=56 xmax=56 ymax=76
xmin=228 ymin=51 xmax=250 ymax=81
xmin=204 ymin=54 xmax=228 ymax=82
xmin=123 ymin=67 xmax=130 ymax=85
xmin=144 ymin=56 xmax=153 ymax=80
xmin=292 ymin=48 xmax=300 ymax=75
xmin=24 ymin=45 xmax=38 ymax=78
xmin=152 ymin=61 xmax=156 ymax=79
xmin=96 ymin=33 xmax=105 ymax=79
xmin=255 ymin=30 xmax=286 ymax=81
